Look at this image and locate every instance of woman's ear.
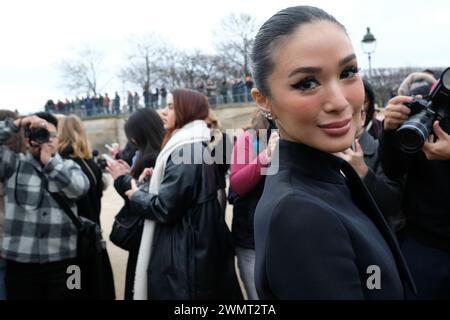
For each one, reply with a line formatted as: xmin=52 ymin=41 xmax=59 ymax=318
xmin=251 ymin=88 xmax=271 ymax=114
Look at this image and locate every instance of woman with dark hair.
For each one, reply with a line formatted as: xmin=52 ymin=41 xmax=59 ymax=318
xmin=362 ymin=79 xmax=383 ymax=139
xmin=107 ymin=108 xmax=164 ymax=300
xmin=250 ymin=6 xmax=415 ymax=299
xmin=121 ymin=88 xmax=241 ymax=300
xmin=124 ymin=108 xmax=165 ymax=176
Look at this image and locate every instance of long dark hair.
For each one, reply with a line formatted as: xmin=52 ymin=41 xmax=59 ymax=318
xmin=161 ymin=89 xmax=210 ymax=148
xmin=363 ymin=79 xmax=375 ymax=128
xmin=251 ymin=6 xmax=346 ymax=97
xmin=124 ymin=108 xmax=165 ymax=178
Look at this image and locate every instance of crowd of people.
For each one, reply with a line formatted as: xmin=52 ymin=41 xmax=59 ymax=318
xmin=1 ymin=5 xmax=450 ymax=301
xmin=43 ymin=77 xmax=257 ymax=119
xmin=44 ymin=88 xmax=165 ymax=117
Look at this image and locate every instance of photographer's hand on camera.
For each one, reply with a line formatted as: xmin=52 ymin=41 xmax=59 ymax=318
xmin=14 ymin=115 xmax=47 ymax=131
xmin=36 ymin=142 xmax=54 ymax=165
xmin=422 ymin=121 xmax=450 ymax=160
xmin=16 ymin=115 xmax=56 ymax=165
xmin=383 ymin=96 xmax=413 ymax=130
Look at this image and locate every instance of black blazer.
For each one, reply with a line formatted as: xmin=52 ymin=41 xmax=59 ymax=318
xmin=254 ymin=140 xmax=415 ymax=299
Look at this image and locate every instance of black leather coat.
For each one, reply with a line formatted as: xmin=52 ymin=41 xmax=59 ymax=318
xmin=129 ymin=142 xmax=242 ymax=299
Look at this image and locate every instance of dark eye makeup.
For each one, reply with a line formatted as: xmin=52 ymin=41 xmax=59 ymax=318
xmin=290 ymin=65 xmax=360 ymax=92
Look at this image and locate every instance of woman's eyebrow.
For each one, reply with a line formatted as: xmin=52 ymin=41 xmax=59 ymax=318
xmin=288 ymin=66 xmax=321 ymax=78
xmin=339 ymin=53 xmax=356 ymax=66
xmin=288 ymin=53 xmax=357 ymax=78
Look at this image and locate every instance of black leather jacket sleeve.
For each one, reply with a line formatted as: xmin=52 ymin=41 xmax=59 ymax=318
xmin=113 ymin=174 xmax=132 ymax=200
xmin=129 ymin=158 xmax=198 ymax=224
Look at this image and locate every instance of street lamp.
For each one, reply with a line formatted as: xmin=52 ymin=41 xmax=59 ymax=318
xmin=361 ymin=27 xmax=377 ymax=77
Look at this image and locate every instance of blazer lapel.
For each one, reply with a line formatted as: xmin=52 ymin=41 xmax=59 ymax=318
xmin=340 ymin=160 xmax=417 ymax=295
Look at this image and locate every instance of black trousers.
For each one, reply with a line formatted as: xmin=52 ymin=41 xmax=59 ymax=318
xmin=399 ymin=231 xmax=450 ymax=299
xmin=5 ymin=258 xmax=79 ymax=300
xmin=124 ymin=249 xmax=138 ymax=300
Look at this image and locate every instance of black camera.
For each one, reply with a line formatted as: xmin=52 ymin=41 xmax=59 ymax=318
xmin=24 ymin=127 xmax=50 ymax=144
xmin=396 ymin=67 xmax=450 ymax=153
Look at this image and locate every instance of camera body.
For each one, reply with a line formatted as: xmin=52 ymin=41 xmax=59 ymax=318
xmin=396 ymin=67 xmax=450 ymax=153
xmin=24 ymin=127 xmax=50 ymax=144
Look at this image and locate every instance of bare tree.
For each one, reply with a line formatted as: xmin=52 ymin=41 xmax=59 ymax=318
xmin=57 ymin=46 xmax=104 ymax=97
xmin=119 ymin=33 xmax=172 ymax=90
xmin=364 ymin=67 xmax=423 ymax=107
xmin=159 ymin=50 xmax=222 ymax=89
xmin=213 ymin=13 xmax=259 ymax=78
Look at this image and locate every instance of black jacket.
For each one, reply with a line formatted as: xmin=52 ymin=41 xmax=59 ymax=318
xmin=129 ymin=142 xmax=242 ymax=299
xmin=114 ymin=155 xmax=155 ymax=300
xmin=231 ymin=178 xmax=264 ymax=249
xmin=359 ymin=131 xmax=404 ymax=220
xmin=64 ymin=156 xmax=103 ymax=225
xmin=379 ymin=129 xmax=450 ymax=252
xmin=254 ymin=140 xmax=415 ymax=299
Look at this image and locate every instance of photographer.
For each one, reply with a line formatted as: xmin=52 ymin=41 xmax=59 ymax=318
xmin=379 ymin=72 xmax=450 ymax=299
xmin=0 ymin=112 xmax=89 ymax=300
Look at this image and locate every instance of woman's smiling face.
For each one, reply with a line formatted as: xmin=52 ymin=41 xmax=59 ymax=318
xmin=260 ymin=20 xmax=365 ymax=153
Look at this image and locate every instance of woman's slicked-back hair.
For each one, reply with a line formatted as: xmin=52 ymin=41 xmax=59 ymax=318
xmin=250 ymin=6 xmax=346 ymax=97
xmin=162 ymin=88 xmax=210 ymax=147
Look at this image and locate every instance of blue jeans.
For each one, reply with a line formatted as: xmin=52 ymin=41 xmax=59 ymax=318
xmin=0 ymin=258 xmax=6 ymax=300
xmin=235 ymin=247 xmax=259 ymax=300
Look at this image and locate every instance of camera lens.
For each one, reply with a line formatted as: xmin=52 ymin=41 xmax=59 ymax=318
xmin=35 ymin=128 xmax=50 ymax=144
xmin=396 ymin=109 xmax=434 ymax=153
xmin=27 ymin=128 xmax=50 ymax=144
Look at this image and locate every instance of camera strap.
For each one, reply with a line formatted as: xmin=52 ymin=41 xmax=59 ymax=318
xmin=32 ymin=166 xmax=82 ymax=230
xmin=79 ymin=158 xmax=97 ymax=186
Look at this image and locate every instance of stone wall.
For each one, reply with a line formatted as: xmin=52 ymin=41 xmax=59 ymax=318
xmin=84 ymin=104 xmax=257 ymax=153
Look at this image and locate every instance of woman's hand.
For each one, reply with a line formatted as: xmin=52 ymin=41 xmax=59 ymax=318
xmin=138 ymin=167 xmax=154 ymax=183
xmin=383 ymin=95 xmax=413 ymax=131
xmin=117 ymin=159 xmax=131 ymax=171
xmin=125 ymin=179 xmax=139 ymax=200
xmin=335 ymin=139 xmax=368 ymax=178
xmin=106 ymin=160 xmax=130 ymax=180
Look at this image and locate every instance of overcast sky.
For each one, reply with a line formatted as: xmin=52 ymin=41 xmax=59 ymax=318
xmin=1 ymin=0 xmax=449 ymax=114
